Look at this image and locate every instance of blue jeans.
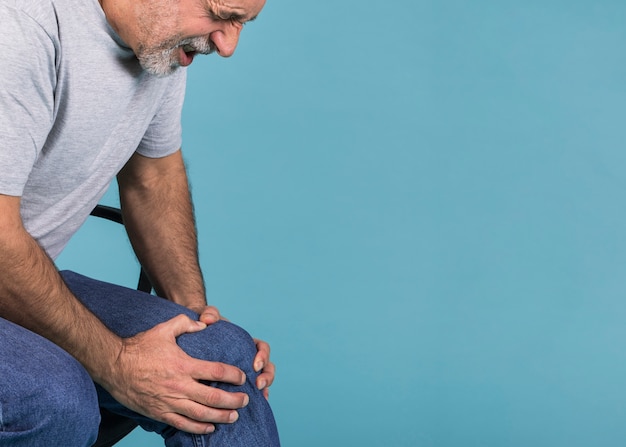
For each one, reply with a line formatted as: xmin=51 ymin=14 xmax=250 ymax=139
xmin=0 ymin=271 xmax=280 ymax=447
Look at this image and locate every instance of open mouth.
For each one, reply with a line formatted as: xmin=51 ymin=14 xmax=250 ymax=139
xmin=182 ymin=44 xmax=197 ymax=58
xmin=182 ymin=44 xmax=196 ymax=54
xmin=179 ymin=46 xmax=196 ymax=66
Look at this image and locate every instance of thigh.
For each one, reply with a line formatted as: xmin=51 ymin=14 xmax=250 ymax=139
xmin=60 ymin=270 xmax=259 ymax=362
xmin=60 ymin=270 xmax=260 ymax=372
xmin=0 ymin=316 xmax=99 ymax=446
xmin=60 ymin=270 xmax=198 ymax=337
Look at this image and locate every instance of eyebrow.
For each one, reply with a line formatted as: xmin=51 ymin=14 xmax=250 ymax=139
xmin=205 ymin=2 xmax=260 ymax=25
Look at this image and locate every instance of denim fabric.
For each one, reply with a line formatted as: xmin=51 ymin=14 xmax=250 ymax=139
xmin=0 ymin=270 xmax=280 ymax=447
xmin=0 ymin=317 xmax=101 ymax=446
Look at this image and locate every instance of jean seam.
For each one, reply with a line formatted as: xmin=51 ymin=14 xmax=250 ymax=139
xmin=191 ymin=434 xmax=205 ymax=447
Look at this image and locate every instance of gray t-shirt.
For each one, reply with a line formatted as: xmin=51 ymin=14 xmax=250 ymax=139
xmin=0 ymin=0 xmax=187 ymax=259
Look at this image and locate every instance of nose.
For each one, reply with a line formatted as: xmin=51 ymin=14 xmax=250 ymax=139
xmin=210 ymin=23 xmax=242 ymax=58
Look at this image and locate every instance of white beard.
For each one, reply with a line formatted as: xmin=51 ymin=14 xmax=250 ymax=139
xmin=137 ymin=35 xmax=215 ymax=76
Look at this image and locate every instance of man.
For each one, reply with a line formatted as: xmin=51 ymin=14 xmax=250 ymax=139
xmin=0 ymin=0 xmax=279 ymax=445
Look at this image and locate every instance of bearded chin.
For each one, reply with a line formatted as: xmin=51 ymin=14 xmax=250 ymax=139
xmin=137 ymin=47 xmax=180 ymax=77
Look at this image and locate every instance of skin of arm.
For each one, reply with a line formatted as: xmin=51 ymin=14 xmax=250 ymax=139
xmin=0 ymin=193 xmax=249 ymax=434
xmin=0 ymin=194 xmax=123 ymax=381
xmin=117 ymin=149 xmax=206 ymax=311
xmin=117 ymin=149 xmax=275 ymax=396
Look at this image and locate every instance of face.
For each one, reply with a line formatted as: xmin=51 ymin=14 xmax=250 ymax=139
xmin=116 ymin=0 xmax=266 ymax=76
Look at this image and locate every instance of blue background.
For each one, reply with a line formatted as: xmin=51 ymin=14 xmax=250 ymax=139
xmin=56 ymin=0 xmax=626 ymax=445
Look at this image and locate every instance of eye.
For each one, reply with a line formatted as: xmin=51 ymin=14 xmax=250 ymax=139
xmin=207 ymin=7 xmax=247 ymax=26
xmin=216 ymin=10 xmax=246 ymax=24
xmin=226 ymin=15 xmax=246 ymax=26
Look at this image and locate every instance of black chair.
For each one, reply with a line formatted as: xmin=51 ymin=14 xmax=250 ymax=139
xmin=89 ymin=204 xmax=152 ymax=447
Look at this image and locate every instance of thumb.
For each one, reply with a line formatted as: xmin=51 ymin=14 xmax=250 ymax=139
xmin=162 ymin=314 xmax=207 ymax=338
xmin=199 ymin=305 xmax=222 ymax=325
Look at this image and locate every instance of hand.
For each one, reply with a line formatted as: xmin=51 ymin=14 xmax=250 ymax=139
xmin=196 ymin=305 xmax=276 ymax=399
xmin=106 ymin=315 xmax=249 ymax=435
xmin=253 ymin=337 xmax=275 ymax=399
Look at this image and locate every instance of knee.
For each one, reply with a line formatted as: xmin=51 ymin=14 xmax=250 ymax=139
xmin=178 ymin=320 xmax=257 ymax=372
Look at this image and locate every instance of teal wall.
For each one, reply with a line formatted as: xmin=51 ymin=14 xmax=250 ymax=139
xmin=57 ymin=0 xmax=626 ymax=445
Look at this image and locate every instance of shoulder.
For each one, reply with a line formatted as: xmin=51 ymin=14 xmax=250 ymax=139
xmin=1 ymin=0 xmax=61 ymax=43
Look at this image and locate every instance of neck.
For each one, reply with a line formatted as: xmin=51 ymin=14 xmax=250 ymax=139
xmin=98 ymin=0 xmax=133 ymax=48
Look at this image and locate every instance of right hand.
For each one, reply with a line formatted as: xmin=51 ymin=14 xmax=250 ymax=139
xmin=105 ymin=314 xmax=249 ymax=434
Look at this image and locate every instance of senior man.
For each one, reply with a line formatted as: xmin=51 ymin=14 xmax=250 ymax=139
xmin=0 ymin=0 xmax=279 ymax=446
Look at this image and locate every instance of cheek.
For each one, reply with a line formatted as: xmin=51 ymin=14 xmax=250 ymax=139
xmin=134 ymin=20 xmax=174 ymax=49
xmin=180 ymin=18 xmax=220 ymax=37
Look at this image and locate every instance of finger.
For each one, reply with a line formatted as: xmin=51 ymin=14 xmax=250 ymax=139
xmin=162 ymin=412 xmax=216 ymax=435
xmin=160 ymin=314 xmax=207 ymax=338
xmin=189 ymin=358 xmax=246 ymax=386
xmin=253 ymin=338 xmax=270 ymax=372
xmin=256 ymin=360 xmax=275 ymax=391
xmin=198 ymin=306 xmax=221 ymax=325
xmin=185 ymin=380 xmax=250 ymax=410
xmin=175 ymin=398 xmax=243 ymax=424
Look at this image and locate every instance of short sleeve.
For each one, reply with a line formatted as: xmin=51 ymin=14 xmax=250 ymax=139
xmin=0 ymin=4 xmax=56 ymax=196
xmin=136 ymin=68 xmax=187 ymax=158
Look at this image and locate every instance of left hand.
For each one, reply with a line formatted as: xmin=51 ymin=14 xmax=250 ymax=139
xmin=195 ymin=305 xmax=275 ymax=399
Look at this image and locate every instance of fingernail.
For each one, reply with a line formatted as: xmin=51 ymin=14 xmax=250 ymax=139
xmin=254 ymin=360 xmax=264 ymax=372
xmin=229 ymin=411 xmax=239 ymax=422
xmin=196 ymin=321 xmax=207 ymax=329
xmin=257 ymin=379 xmax=267 ymax=390
xmin=205 ymin=424 xmax=215 ymax=434
xmin=243 ymin=394 xmax=250 ymax=407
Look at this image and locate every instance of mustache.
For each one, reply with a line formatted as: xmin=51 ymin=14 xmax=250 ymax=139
xmin=177 ymin=37 xmax=215 ymax=55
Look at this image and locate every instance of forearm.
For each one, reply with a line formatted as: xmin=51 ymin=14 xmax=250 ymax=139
xmin=0 ymin=198 xmax=122 ymax=384
xmin=117 ymin=150 xmax=206 ymax=310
